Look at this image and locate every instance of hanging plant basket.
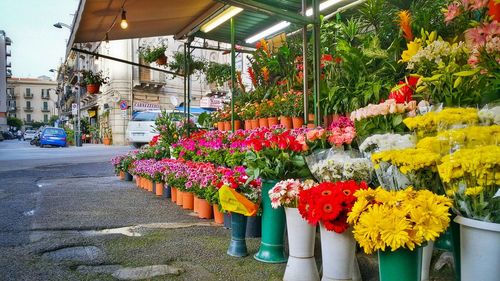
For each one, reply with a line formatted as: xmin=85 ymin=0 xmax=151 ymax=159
xmin=156 ymin=54 xmax=167 ymax=65
xmin=87 ymin=84 xmax=101 ymax=94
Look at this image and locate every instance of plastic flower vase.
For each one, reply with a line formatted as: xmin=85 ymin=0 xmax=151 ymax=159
xmin=171 ymin=187 xmax=177 ymax=202
xmin=217 ymin=122 xmax=224 ymax=131
xmin=378 ymin=246 xmax=423 ymax=281
xmin=259 ymin=118 xmax=269 ymax=128
xmin=163 ymin=184 xmax=171 ymax=199
xmin=197 ymin=199 xmax=213 ymax=219
xmin=268 ymin=117 xmax=279 ymax=127
xmin=155 ymin=182 xmax=164 ymax=197
xmin=250 ymin=119 xmax=259 ymax=129
xmin=125 ymin=172 xmax=133 ymax=181
xmin=213 ymin=204 xmax=224 ymax=224
xmin=292 ymin=117 xmax=304 ymax=129
xmin=455 ymin=216 xmax=500 ymax=281
xmin=279 ymin=116 xmax=293 ymax=129
xmin=227 ymin=212 xmax=248 ymax=257
xmin=283 ymin=207 xmax=319 ymax=281
xmin=320 ymin=223 xmax=359 ymax=281
xmin=223 ymin=212 xmax=232 ymax=229
xmin=254 ymin=180 xmax=287 ymax=263
xmin=193 ymin=195 xmax=200 ymax=213
xmin=182 ymin=192 xmax=194 ymax=209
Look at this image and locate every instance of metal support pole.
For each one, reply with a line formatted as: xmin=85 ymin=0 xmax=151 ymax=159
xmin=75 ymin=50 xmax=82 ymax=147
xmin=302 ymin=0 xmax=308 ymax=123
xmin=187 ymin=41 xmax=192 ymax=137
xmin=230 ymin=17 xmax=236 ymax=133
xmin=183 ymin=43 xmax=187 ymax=119
xmin=312 ymin=0 xmax=321 ymax=126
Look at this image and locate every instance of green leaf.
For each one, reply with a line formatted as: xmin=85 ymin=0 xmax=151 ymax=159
xmin=453 ymin=69 xmax=480 ymax=77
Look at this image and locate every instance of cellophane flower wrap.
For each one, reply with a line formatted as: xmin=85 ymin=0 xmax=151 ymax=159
xmin=371 ymin=148 xmax=442 ymax=193
xmin=347 ymin=187 xmax=452 ymax=254
xmin=268 ymin=179 xmax=316 ymax=208
xmin=306 ymin=149 xmax=374 ymax=184
xmin=359 ymin=133 xmax=415 ymax=158
xmin=298 ymin=180 xmax=368 ymax=233
xmin=438 ymin=145 xmax=500 ymax=223
xmin=403 ymin=107 xmax=479 ymax=139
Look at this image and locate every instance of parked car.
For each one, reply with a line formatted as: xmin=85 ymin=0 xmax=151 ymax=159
xmin=40 ymin=127 xmax=67 ymax=147
xmin=126 ymin=110 xmax=199 ymax=148
xmin=23 ymin=130 xmax=37 ymax=141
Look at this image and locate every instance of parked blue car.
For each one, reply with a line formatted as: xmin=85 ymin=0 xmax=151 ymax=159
xmin=40 ymin=127 xmax=67 ymax=147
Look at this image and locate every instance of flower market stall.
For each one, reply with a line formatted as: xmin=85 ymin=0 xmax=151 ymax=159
xmin=72 ymin=0 xmax=498 ymax=280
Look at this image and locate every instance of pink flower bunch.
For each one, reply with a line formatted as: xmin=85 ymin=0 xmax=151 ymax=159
xmin=269 ymin=179 xmax=312 ymax=208
xmin=350 ymin=99 xmax=417 ymax=122
xmin=328 ymin=126 xmax=356 ymax=147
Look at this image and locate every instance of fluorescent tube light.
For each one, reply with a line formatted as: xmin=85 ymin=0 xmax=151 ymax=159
xmin=305 ymin=0 xmax=343 ymax=16
xmin=201 ymin=6 xmax=243 ymax=33
xmin=245 ymin=21 xmax=291 ymax=44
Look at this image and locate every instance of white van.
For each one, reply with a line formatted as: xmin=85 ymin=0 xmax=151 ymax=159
xmin=126 ymin=110 xmax=196 ymax=148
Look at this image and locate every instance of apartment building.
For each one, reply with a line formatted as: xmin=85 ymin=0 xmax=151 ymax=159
xmin=7 ymin=77 xmax=58 ymax=128
xmin=57 ymin=36 xmax=249 ymax=145
xmin=0 ymin=30 xmax=12 ymax=131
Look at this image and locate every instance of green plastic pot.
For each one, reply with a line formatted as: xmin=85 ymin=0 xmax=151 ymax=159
xmin=378 ymin=247 xmax=422 ymax=281
xmin=254 ymin=180 xmax=287 ymax=263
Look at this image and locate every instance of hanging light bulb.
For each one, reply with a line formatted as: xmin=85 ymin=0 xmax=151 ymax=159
xmin=120 ymin=9 xmax=128 ymax=29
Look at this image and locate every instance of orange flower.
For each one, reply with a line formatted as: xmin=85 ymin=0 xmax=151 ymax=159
xmin=397 ymin=10 xmax=413 ymax=41
xmin=262 ymin=67 xmax=270 ymax=82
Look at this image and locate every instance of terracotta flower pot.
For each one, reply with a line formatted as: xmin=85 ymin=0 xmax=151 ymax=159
xmin=103 ymin=137 xmax=111 ymax=145
xmin=155 ymin=54 xmax=167 ymax=65
xmin=259 ymin=118 xmax=269 ymax=128
xmin=233 ymin=120 xmax=242 ymax=131
xmin=224 ymin=121 xmax=231 ymax=131
xmin=183 ymin=192 xmax=194 ymax=210
xmin=193 ymin=196 xmax=200 ymax=213
xmin=250 ymin=119 xmax=259 ymax=130
xmin=323 ymin=114 xmax=332 ymax=128
xmin=119 ymin=171 xmax=125 ymax=180
xmin=86 ymin=84 xmax=100 ymax=94
xmin=244 ymin=120 xmax=251 ymax=130
xmin=155 ymin=182 xmax=164 ymax=197
xmin=171 ymin=187 xmax=177 ymax=202
xmin=135 ymin=176 xmax=140 ymax=187
xmin=198 ymin=199 xmax=213 ymax=219
xmin=268 ymin=117 xmax=279 ymax=127
xmin=148 ymin=179 xmax=153 ymax=192
xmin=280 ymin=116 xmax=293 ymax=130
xmin=213 ymin=204 xmax=224 ymax=224
xmin=217 ymin=122 xmax=224 ymax=131
xmin=308 ymin=113 xmax=316 ymax=129
xmin=292 ymin=117 xmax=304 ymax=129
xmin=176 ymin=190 xmax=184 ymax=206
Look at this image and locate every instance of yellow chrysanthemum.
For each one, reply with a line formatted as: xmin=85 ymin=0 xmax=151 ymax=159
xmin=380 ymin=210 xmax=411 ymax=251
xmin=464 ymin=186 xmax=484 ymax=196
xmin=403 ymin=108 xmax=479 ymax=137
xmin=352 ymin=204 xmax=388 ymax=254
xmin=372 ymin=148 xmax=440 ymax=174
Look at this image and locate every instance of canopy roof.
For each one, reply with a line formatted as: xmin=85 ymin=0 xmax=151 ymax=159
xmin=68 ymin=0 xmax=357 ymax=48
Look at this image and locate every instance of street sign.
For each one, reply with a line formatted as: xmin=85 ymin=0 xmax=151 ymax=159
xmin=119 ymin=100 xmax=128 ymax=110
xmin=71 ymin=103 xmax=77 ymax=115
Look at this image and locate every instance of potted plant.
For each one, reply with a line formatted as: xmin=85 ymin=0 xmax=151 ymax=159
xmin=138 ymin=43 xmax=167 ymax=65
xmin=205 ymin=62 xmax=231 ymax=89
xmin=82 ymin=70 xmax=109 ymax=94
xmin=103 ymin=127 xmax=112 ymax=145
xmin=168 ymin=52 xmax=205 ymax=76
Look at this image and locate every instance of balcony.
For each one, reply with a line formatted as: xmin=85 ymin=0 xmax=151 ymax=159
xmin=23 ymin=120 xmax=32 ymax=125
xmin=41 ymin=107 xmax=51 ymax=112
xmin=23 ymin=106 xmax=33 ymax=112
xmin=24 ymin=93 xmax=33 ymax=99
xmin=42 ymin=94 xmax=50 ymax=100
xmin=8 ymin=106 xmax=17 ymax=112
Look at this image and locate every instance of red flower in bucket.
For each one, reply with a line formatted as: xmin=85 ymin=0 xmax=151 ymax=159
xmin=298 ymin=180 xmax=368 ymax=233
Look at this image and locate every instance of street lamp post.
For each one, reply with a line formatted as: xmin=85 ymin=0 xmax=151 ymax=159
xmin=53 ymin=22 xmax=82 ymax=147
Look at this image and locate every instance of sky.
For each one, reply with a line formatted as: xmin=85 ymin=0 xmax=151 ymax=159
xmin=0 ymin=0 xmax=79 ymax=79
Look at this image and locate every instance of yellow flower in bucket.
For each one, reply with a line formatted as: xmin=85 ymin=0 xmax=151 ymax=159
xmin=219 ymin=185 xmax=258 ymax=216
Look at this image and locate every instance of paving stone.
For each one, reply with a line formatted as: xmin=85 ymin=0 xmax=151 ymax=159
xmin=112 ymin=264 xmax=183 ymax=280
xmin=42 ymin=246 xmax=105 ymax=263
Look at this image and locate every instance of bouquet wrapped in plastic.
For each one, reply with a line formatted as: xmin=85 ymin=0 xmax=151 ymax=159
xmin=306 ymin=148 xmax=373 ymax=184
